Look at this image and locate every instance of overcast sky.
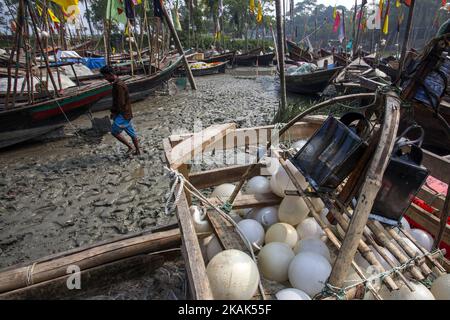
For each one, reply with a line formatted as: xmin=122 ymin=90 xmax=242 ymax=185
xmin=315 ymin=0 xmax=358 ymax=8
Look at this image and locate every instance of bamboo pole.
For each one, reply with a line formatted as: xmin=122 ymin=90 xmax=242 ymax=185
xmin=275 ymin=0 xmax=287 ymax=113
xmin=11 ymin=0 xmax=24 ymax=108
xmin=397 ymin=0 xmax=416 ymax=82
xmin=4 ymin=7 xmax=21 ymax=109
xmin=328 ymin=92 xmax=401 ymax=288
xmin=353 ymin=0 xmax=366 ymax=57
xmin=159 ymin=2 xmax=197 ymax=90
xmin=44 ymin=0 xmax=63 ymax=93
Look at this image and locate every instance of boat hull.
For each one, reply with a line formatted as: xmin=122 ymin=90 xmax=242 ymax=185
xmin=286 ymin=67 xmax=343 ymax=94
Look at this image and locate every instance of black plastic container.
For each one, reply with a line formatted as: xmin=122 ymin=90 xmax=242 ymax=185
xmin=291 ymin=112 xmax=370 ymax=193
xmin=370 ymin=125 xmax=429 ymax=225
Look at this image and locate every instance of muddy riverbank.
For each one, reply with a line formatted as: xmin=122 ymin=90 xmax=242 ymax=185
xmin=0 ymin=69 xmax=286 ymax=298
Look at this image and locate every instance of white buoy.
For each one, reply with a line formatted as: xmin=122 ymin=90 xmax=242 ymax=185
xmin=251 ymin=206 xmax=279 ymax=229
xmin=258 ymin=242 xmax=295 ymax=282
xmin=211 ymin=183 xmax=238 ymax=198
xmin=275 ymin=288 xmax=311 ymax=300
xmin=386 ymin=281 xmax=435 ymax=300
xmin=410 ymin=228 xmax=434 ymax=252
xmin=246 ymin=176 xmax=272 ymax=194
xmin=237 ymin=219 xmax=265 ymax=247
xmin=270 ymin=161 xmax=308 ymax=198
xmin=206 ymin=235 xmax=223 ymax=262
xmin=190 ymin=206 xmax=212 ymax=234
xmin=265 ymin=223 xmax=298 ymax=248
xmin=278 ymin=196 xmax=309 ymax=226
xmin=288 ymin=252 xmax=332 ymax=297
xmin=309 ymin=197 xmax=325 ymax=212
xmin=265 ymin=157 xmax=280 ymax=175
xmin=293 ymin=238 xmax=331 ymax=262
xmin=430 ymin=274 xmax=450 ymax=300
xmin=296 ymin=217 xmax=325 ymax=239
xmin=206 ymin=249 xmax=260 ymax=300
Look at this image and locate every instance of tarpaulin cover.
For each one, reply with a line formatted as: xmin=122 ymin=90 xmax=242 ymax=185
xmin=81 ymin=57 xmax=106 ymax=70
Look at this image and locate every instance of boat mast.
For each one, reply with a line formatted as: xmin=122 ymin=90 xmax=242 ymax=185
xmin=275 ymin=0 xmax=287 ymax=112
xmin=353 ymin=0 xmax=367 ymax=57
xmin=397 ymin=0 xmax=416 ymax=82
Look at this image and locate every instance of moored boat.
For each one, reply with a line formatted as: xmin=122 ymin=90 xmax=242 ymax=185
xmin=286 ymin=66 xmax=343 ymax=94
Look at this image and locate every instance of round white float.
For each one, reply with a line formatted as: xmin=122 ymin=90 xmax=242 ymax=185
xmin=278 ymin=196 xmax=309 ymax=226
xmin=246 ymin=176 xmax=272 ymax=195
xmin=190 ymin=206 xmax=212 ymax=234
xmin=258 ymin=242 xmax=295 ymax=282
xmin=293 ymin=238 xmax=331 ymax=262
xmin=251 ymin=206 xmax=279 ymax=229
xmin=430 ymin=274 xmax=450 ymax=300
xmin=410 ymin=228 xmax=434 ymax=252
xmin=265 ymin=223 xmax=298 ymax=248
xmin=386 ymin=281 xmax=435 ymax=300
xmin=296 ymin=217 xmax=325 ymax=239
xmin=237 ymin=219 xmax=265 ymax=247
xmin=206 ymin=249 xmax=260 ymax=300
xmin=288 ymin=252 xmax=332 ymax=297
xmin=265 ymin=157 xmax=280 ymax=175
xmin=275 ymin=288 xmax=311 ymax=300
xmin=270 ymin=162 xmax=308 ymax=198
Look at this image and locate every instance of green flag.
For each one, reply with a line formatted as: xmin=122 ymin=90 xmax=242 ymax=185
xmin=106 ymin=0 xmax=128 ymax=25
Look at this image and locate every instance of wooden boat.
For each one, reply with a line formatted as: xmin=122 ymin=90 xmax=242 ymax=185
xmin=201 ymin=51 xmax=236 ymax=64
xmin=286 ymin=67 xmax=343 ymax=94
xmin=188 ymin=61 xmax=228 ymax=76
xmin=162 ymin=91 xmax=449 ymax=300
xmin=0 ymin=82 xmax=110 ymax=133
xmin=257 ymin=52 xmax=275 ymax=66
xmin=286 ymin=40 xmax=315 ymax=62
xmin=90 ymin=55 xmax=183 ymax=112
xmin=233 ymin=52 xmax=258 ymax=67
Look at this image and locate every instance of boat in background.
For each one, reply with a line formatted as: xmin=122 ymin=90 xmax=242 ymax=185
xmin=286 ymin=66 xmax=343 ymax=94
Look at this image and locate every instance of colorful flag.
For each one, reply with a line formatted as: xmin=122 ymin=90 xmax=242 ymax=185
xmin=106 ymin=0 xmax=128 ymax=24
xmin=332 ymin=4 xmax=337 ymax=19
xmin=396 ymin=0 xmax=401 ymax=7
xmin=51 ymin=0 xmax=78 ymax=10
xmin=36 ymin=4 xmax=61 ymax=23
xmin=382 ymin=0 xmax=391 ymax=34
xmin=333 ymin=11 xmax=340 ymax=33
xmin=379 ymin=0 xmax=384 ymax=19
xmin=443 ymin=0 xmax=447 ymax=6
xmin=250 ymin=0 xmax=255 ymax=15
xmin=257 ymin=1 xmax=263 ymax=23
xmin=402 ymin=0 xmax=411 ymax=6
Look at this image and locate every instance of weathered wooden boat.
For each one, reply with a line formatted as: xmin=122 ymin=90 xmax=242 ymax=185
xmin=201 ymin=51 xmax=236 ymax=64
xmin=90 ymin=55 xmax=184 ymax=112
xmin=162 ymin=91 xmax=449 ymax=300
xmin=188 ymin=61 xmax=228 ymax=77
xmin=286 ymin=40 xmax=315 ymax=62
xmin=257 ymin=52 xmax=275 ymax=66
xmin=233 ymin=52 xmax=258 ymax=67
xmin=286 ymin=67 xmax=343 ymax=94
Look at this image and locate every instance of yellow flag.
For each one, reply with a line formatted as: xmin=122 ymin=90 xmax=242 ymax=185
xmin=250 ymin=0 xmax=255 ymax=15
xmin=333 ymin=5 xmax=337 ymax=19
xmin=256 ymin=1 xmax=263 ymax=23
xmin=396 ymin=0 xmax=401 ymax=7
xmin=51 ymin=0 xmax=78 ymax=10
xmin=36 ymin=4 xmax=61 ymax=23
xmin=383 ymin=14 xmax=389 ymax=34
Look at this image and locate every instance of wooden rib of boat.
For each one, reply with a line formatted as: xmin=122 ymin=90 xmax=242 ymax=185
xmin=90 ymin=55 xmax=184 ymax=112
xmin=286 ymin=67 xmax=343 ymax=94
xmin=163 ymin=92 xmax=449 ymax=300
xmin=201 ymin=51 xmax=236 ymax=64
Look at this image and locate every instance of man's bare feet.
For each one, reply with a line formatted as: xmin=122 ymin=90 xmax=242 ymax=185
xmin=126 ymin=147 xmax=134 ymax=155
xmin=133 ymin=149 xmax=141 ymax=156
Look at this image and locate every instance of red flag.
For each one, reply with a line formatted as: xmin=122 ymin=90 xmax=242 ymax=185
xmin=402 ymin=0 xmax=411 ymax=6
xmin=333 ymin=12 xmax=341 ymax=33
xmin=443 ymin=0 xmax=447 ymax=6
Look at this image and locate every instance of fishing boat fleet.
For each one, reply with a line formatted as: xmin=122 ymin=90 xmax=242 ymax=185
xmin=0 ymin=0 xmax=449 ymax=302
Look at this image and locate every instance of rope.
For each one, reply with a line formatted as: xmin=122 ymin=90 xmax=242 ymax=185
xmin=164 ymin=168 xmax=185 ymax=216
xmin=26 ymin=262 xmax=37 ymax=286
xmin=319 ymin=248 xmax=445 ymax=299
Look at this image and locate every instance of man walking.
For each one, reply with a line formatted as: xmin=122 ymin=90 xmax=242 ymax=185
xmin=100 ymin=66 xmax=141 ymax=155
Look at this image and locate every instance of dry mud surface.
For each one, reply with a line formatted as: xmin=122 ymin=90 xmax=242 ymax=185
xmin=0 ymin=69 xmax=279 ymax=299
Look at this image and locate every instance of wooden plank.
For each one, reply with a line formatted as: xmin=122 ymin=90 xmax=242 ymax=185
xmin=207 ymin=211 xmax=248 ymax=253
xmin=0 ymin=251 xmax=179 ymax=300
xmin=0 ymin=229 xmax=181 ymax=294
xmin=189 ymin=164 xmax=263 ymax=189
xmin=169 ymin=118 xmax=324 ymax=150
xmin=176 ymin=191 xmax=213 ymax=300
xmin=405 ymin=204 xmax=450 ymax=245
xmin=208 ymin=193 xmax=282 ymax=210
xmin=417 ymin=185 xmax=445 ymax=211
xmin=170 ymin=123 xmax=236 ymax=169
xmin=422 ymin=149 xmax=450 ymax=183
